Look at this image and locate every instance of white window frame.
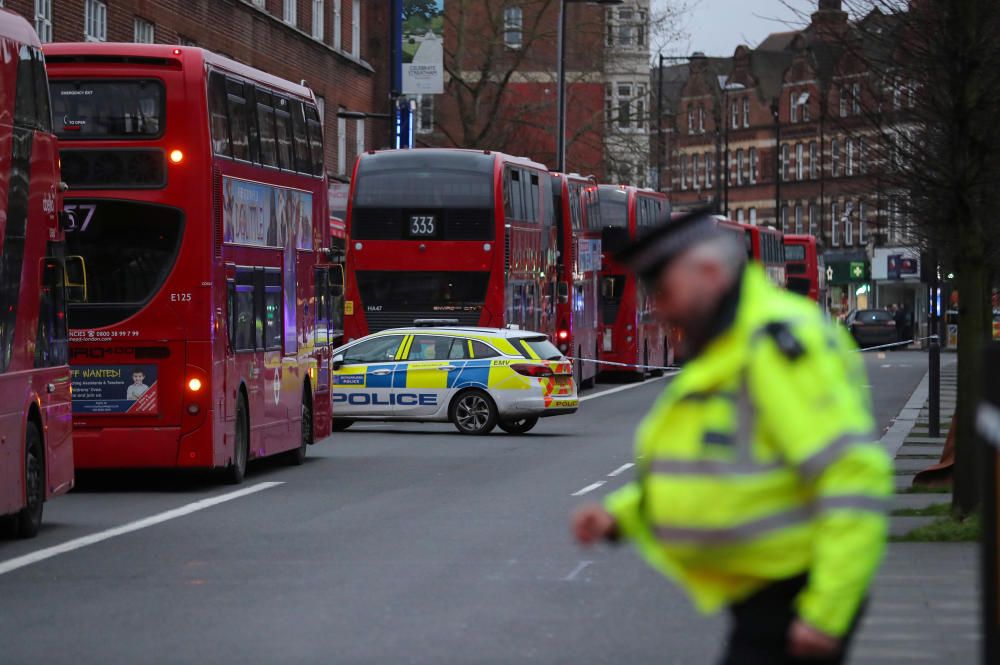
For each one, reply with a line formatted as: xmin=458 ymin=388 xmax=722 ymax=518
xmin=84 ymin=0 xmax=108 ymax=42
xmin=351 ymin=0 xmax=361 ymax=57
xmin=844 ymin=203 xmax=854 ymax=245
xmin=852 ymin=82 xmax=861 ymax=115
xmin=780 ymin=205 xmax=789 ymax=231
xmin=312 ymin=0 xmax=325 ymax=40
xmin=749 ymin=147 xmax=757 ymax=184
xmin=742 ymin=97 xmax=750 ymax=128
xmin=831 ymin=139 xmax=840 ymax=177
xmin=781 ymin=144 xmax=790 ymax=182
xmin=795 ymin=143 xmax=803 ymax=181
xmin=809 ymin=141 xmax=818 ymax=179
xmin=679 ymin=154 xmax=687 ymax=190
xmin=736 ymin=209 xmax=745 ymax=223
xmin=415 ymin=95 xmax=434 ymax=134
xmin=698 ymin=106 xmax=704 ymax=133
xmin=692 ymin=154 xmax=700 ymax=190
xmin=858 ymin=201 xmax=867 ymax=244
xmin=35 ymin=0 xmax=53 ymax=43
xmin=337 ymin=109 xmax=347 ymax=176
xmin=831 ymin=202 xmax=840 ymax=245
xmin=687 ymin=108 xmax=694 ymax=134
xmin=749 ymin=207 xmax=757 ymax=225
xmin=794 ymin=204 xmax=803 ymax=234
xmin=705 ymin=152 xmax=713 ymax=187
xmin=839 ymin=86 xmax=849 ymax=117
xmin=808 ymin=203 xmax=817 ymax=236
xmin=503 ymin=5 xmax=523 ymax=50
xmin=355 ymin=118 xmax=365 ymax=162
xmin=790 ymin=91 xmax=798 ymax=123
xmin=617 ymin=8 xmax=635 ymax=48
xmin=846 ymin=138 xmax=854 ymax=176
xmin=283 ymin=0 xmax=297 ymax=26
xmin=736 ymin=149 xmax=744 ymax=186
xmin=333 ymin=0 xmax=342 ymax=49
xmin=252 ymin=0 xmax=265 ymax=6
xmin=858 ymin=138 xmax=866 ymax=174
xmin=133 ymin=17 xmax=155 ymax=44
xmin=730 ymin=100 xmax=738 ymax=129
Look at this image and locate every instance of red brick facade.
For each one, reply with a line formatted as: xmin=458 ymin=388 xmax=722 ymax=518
xmin=3 ymin=0 xmax=390 ymax=178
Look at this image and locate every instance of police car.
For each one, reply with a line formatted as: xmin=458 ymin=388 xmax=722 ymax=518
xmin=330 ymin=325 xmax=579 ymax=435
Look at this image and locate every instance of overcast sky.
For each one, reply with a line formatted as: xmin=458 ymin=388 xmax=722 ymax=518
xmin=655 ymin=0 xmax=808 ymax=57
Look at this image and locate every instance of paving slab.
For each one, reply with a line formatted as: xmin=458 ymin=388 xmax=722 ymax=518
xmin=895 ymin=458 xmax=935 ymax=473
xmin=895 ymin=444 xmax=945 ymax=458
xmin=889 ymin=516 xmax=939 ymax=537
xmin=891 ymin=493 xmax=950 ymax=511
xmin=905 ymin=436 xmax=948 ymax=445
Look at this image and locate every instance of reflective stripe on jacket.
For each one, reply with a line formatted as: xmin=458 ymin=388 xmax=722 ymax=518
xmin=605 ymin=264 xmax=891 ymax=638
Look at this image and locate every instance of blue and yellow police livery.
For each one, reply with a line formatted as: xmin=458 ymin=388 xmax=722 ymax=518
xmin=330 ymin=327 xmax=579 ymax=435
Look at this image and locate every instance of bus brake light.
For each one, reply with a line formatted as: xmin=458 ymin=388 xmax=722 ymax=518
xmin=169 ymin=149 xmax=184 ymax=164
xmin=187 ymin=378 xmax=203 ymax=392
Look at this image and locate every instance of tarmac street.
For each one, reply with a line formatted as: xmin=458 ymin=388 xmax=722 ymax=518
xmin=0 ymin=352 xmax=937 ymax=664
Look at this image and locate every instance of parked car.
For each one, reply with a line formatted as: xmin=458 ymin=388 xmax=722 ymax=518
xmin=845 ymin=309 xmax=898 ymax=349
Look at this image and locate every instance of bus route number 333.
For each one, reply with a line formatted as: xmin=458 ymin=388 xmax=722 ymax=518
xmin=409 ymin=215 xmax=436 ymax=237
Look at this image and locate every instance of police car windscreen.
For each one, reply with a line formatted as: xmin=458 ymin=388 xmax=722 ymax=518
xmin=351 ymin=151 xmax=495 ymax=241
xmin=51 ymin=79 xmax=164 ymax=139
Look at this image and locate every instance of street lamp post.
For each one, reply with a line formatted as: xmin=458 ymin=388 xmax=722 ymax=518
xmin=556 ymin=0 xmax=623 ymax=173
xmin=771 ymin=98 xmax=781 ymax=227
xmin=720 ymin=79 xmax=744 ymax=218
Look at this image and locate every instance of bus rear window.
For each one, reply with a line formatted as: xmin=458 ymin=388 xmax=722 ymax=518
xmin=515 ymin=336 xmax=563 ymax=361
xmin=784 ymin=245 xmax=806 ymax=261
xmin=597 ymin=189 xmax=628 ymax=228
xmin=50 ymin=79 xmax=164 ymax=139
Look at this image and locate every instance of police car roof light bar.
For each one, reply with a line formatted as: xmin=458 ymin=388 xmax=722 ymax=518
xmin=413 ymin=318 xmax=461 ymax=327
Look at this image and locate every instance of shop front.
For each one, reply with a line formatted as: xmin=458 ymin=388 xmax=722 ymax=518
xmin=872 ymin=246 xmax=928 ymax=344
xmin=823 ymin=250 xmax=871 ymax=321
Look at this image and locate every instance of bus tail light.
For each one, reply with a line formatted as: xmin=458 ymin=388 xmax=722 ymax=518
xmin=169 ymin=149 xmax=184 ymax=164
xmin=510 ymin=364 xmax=553 ymax=378
xmin=557 ymin=329 xmax=569 ymax=341
xmin=187 ymin=377 xmax=203 ymax=392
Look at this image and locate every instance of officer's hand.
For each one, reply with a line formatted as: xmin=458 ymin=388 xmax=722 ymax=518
xmin=571 ymin=504 xmax=616 ymax=546
xmin=788 ymin=619 xmax=840 ymax=659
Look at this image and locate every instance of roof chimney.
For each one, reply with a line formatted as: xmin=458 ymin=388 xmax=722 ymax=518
xmin=810 ymin=0 xmax=849 ymax=41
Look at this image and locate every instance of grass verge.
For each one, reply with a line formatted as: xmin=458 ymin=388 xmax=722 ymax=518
xmin=891 ymin=513 xmax=981 ymax=542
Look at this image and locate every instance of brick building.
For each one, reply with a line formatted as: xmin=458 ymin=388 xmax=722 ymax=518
xmin=657 ymin=0 xmax=925 ymax=323
xmin=414 ymin=0 xmax=654 ymax=185
xmin=2 ymin=0 xmax=391 ymax=181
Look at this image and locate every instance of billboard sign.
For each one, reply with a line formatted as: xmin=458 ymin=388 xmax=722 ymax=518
xmin=71 ymin=364 xmax=159 ymax=415
xmin=401 ymin=0 xmax=444 ymax=95
xmin=222 ymin=176 xmax=313 ymax=251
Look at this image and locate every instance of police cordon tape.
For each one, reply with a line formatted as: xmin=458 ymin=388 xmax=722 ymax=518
xmin=567 ymin=336 xmax=938 ymax=373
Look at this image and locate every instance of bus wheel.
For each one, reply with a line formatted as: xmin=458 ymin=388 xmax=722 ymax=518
xmin=14 ymin=423 xmax=44 ymax=539
xmin=450 ymin=389 xmax=498 ymax=435
xmin=225 ymin=395 xmax=249 ymax=485
xmin=285 ymin=394 xmax=310 ymax=466
xmin=332 ymin=419 xmax=354 ymax=432
xmin=498 ymin=417 xmax=539 ymax=435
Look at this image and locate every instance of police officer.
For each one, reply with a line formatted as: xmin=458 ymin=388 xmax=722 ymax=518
xmin=572 ymin=211 xmax=891 ymax=665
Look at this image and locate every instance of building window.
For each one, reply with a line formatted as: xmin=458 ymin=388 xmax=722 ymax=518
xmin=795 ymin=143 xmax=803 ymax=181
xmin=907 ymin=78 xmax=917 ymax=108
xmin=133 ymin=17 xmax=154 ymax=43
xmin=808 ymin=203 xmax=818 ymax=236
xmin=84 ymin=0 xmax=108 ymax=42
xmin=736 ymin=149 xmax=744 ymax=186
xmin=687 ymin=108 xmax=694 ymax=134
xmin=831 ymin=139 xmax=840 ymax=177
xmin=503 ymin=5 xmax=523 ymax=49
xmin=809 ymin=141 xmax=818 ymax=179
xmin=780 ymin=205 xmax=789 ymax=231
xmin=858 ymin=138 xmax=866 ymax=174
xmin=839 ymin=86 xmax=849 ymax=117
xmin=742 ymin=97 xmax=750 ymax=127
xmin=355 ymin=117 xmax=365 ymax=160
xmin=337 ymin=108 xmax=347 ymax=176
xmin=749 ymin=207 xmax=757 ymax=225
xmin=730 ymin=100 xmax=738 ymax=129
xmin=892 ymin=76 xmax=902 ymax=110
xmin=283 ymin=0 xmax=297 ymax=26
xmin=831 ymin=202 xmax=839 ymax=245
xmin=634 ymin=85 xmax=646 ymax=131
xmin=846 ymin=138 xmax=854 ymax=176
xmin=698 ymin=106 xmax=705 ymax=133
xmin=852 ymin=82 xmax=861 ymax=115
xmin=612 ymin=8 xmax=639 ymax=48
xmin=416 ymin=95 xmax=434 ymax=134
xmin=736 ymin=209 xmax=745 ymax=223
xmin=705 ymin=151 xmax=713 ymax=187
xmin=844 ymin=203 xmax=854 ymax=245
xmin=351 ymin=0 xmax=361 ymax=57
xmin=333 ymin=0 xmax=342 ymax=49
xmin=794 ymin=204 xmax=803 ymax=234
xmin=781 ymin=144 xmax=790 ymax=181
xmin=312 ymin=0 xmax=325 ymax=40
xmin=801 ymin=96 xmax=810 ymax=122
xmin=617 ymin=84 xmax=631 ymax=129
xmin=749 ymin=147 xmax=757 ymax=184
xmin=858 ymin=200 xmax=867 ymax=244
xmin=34 ymin=0 xmax=53 ymax=42
xmin=251 ymin=0 xmax=265 ymax=5
xmin=680 ymin=154 xmax=687 ymax=190
xmin=790 ymin=91 xmax=798 ymax=123
xmin=692 ymin=154 xmax=700 ymax=189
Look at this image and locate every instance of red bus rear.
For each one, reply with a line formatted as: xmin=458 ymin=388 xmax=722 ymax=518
xmin=784 ymin=234 xmax=819 ymax=301
xmin=551 ymin=173 xmax=601 ymax=388
xmin=596 ymin=185 xmax=670 ymax=379
xmin=715 ymin=217 xmax=786 ymax=286
xmin=344 ymin=149 xmax=557 ymax=340
xmin=44 ymin=43 xmax=333 ymax=480
xmin=0 ymin=10 xmax=73 ymax=536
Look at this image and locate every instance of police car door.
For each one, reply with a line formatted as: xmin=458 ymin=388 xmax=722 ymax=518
xmin=332 ymin=334 xmax=405 ymax=417
xmin=394 ymin=334 xmax=467 ymax=418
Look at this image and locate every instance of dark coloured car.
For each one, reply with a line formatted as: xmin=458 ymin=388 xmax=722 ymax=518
xmin=845 ymin=309 xmax=898 ymax=349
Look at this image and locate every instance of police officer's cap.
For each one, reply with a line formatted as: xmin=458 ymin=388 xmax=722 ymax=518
xmin=614 ymin=207 xmax=723 ymax=284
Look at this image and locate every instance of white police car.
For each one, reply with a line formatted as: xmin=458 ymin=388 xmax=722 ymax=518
xmin=330 ymin=326 xmax=579 ymax=435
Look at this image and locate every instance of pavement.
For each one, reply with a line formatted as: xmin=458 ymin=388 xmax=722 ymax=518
xmin=0 ymin=350 xmax=979 ymax=664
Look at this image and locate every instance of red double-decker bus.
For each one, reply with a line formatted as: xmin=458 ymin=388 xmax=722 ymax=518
xmin=716 ymin=217 xmax=786 ymax=286
xmin=596 ymin=185 xmax=670 ymax=379
xmin=551 ymin=173 xmax=602 ymax=388
xmin=44 ymin=43 xmax=334 ymax=482
xmin=0 ymin=11 xmax=73 ymax=537
xmin=784 ymin=234 xmax=819 ymax=301
xmin=344 ymin=149 xmax=558 ymax=340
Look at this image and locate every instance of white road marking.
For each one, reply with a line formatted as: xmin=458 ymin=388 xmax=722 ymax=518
xmin=571 ymin=481 xmax=606 ymax=496
xmin=0 ymin=482 xmax=283 ymax=577
xmin=881 ymin=364 xmax=892 ymax=368
xmin=580 ymin=374 xmax=673 ymax=402
xmin=607 ymin=463 xmax=634 ymax=477
xmin=563 ymin=560 xmax=593 ymax=581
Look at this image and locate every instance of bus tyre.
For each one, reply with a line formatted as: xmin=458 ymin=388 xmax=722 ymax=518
xmin=498 ymin=417 xmax=539 ymax=435
xmin=332 ymin=419 xmax=354 ymax=432
xmin=14 ymin=422 xmax=44 ymax=539
xmin=225 ymin=395 xmax=249 ymax=485
xmin=285 ymin=395 xmax=310 ymax=466
xmin=450 ymin=389 xmax=498 ymax=435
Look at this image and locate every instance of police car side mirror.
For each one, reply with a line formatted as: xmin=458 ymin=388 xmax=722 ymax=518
xmin=332 ymin=354 xmax=345 ymax=370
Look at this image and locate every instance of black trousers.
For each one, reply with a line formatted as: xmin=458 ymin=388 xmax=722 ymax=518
xmin=718 ymin=575 xmax=865 ymax=665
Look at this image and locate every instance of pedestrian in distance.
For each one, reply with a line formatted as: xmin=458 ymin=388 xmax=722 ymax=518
xmin=571 ymin=210 xmax=892 ymax=665
xmin=893 ymin=304 xmax=906 ymax=345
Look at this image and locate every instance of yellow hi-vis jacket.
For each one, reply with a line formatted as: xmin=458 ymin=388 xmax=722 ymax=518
xmin=605 ymin=264 xmax=891 ymax=638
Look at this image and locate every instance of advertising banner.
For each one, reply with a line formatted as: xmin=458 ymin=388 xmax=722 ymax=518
xmin=222 ymin=176 xmax=313 ymax=251
xmin=577 ymin=238 xmax=602 ymax=273
xmin=71 ymin=364 xmax=159 ymax=415
xmin=402 ymin=0 xmax=444 ymax=95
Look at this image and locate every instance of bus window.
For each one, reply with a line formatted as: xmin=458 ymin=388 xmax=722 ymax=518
xmin=528 ymin=173 xmax=539 ymax=223
xmin=208 ymin=72 xmax=231 ymax=157
xmin=225 ymin=78 xmax=251 ymax=161
xmin=273 ymin=96 xmax=294 ymax=170
xmin=233 ymin=268 xmax=256 ymax=352
xmin=262 ymin=269 xmax=282 ymax=351
xmin=256 ymin=90 xmax=278 ymax=168
xmin=305 ymin=104 xmax=324 ymax=177
xmin=290 ymin=100 xmax=311 ymax=174
xmin=51 ymin=77 xmax=163 ymax=138
xmin=35 ymin=256 xmax=68 ymax=368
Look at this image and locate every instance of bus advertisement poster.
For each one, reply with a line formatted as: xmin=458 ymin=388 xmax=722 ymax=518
xmin=222 ymin=176 xmax=314 ymax=251
xmin=70 ymin=364 xmax=159 ymax=415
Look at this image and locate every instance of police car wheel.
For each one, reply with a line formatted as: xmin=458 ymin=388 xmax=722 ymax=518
xmin=450 ymin=390 xmax=498 ymax=435
xmin=332 ymin=419 xmax=354 ymax=432
xmin=498 ymin=417 xmax=538 ymax=435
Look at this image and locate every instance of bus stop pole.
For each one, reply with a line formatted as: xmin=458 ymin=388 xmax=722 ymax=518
xmin=979 ymin=343 xmax=1000 ymax=664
